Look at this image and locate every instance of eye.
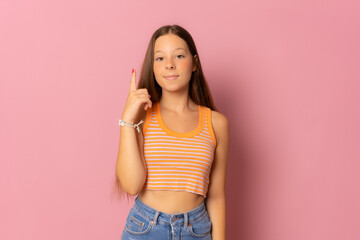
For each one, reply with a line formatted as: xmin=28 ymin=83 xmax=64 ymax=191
xmin=177 ymin=55 xmax=184 ymax=58
xmin=155 ymin=57 xmax=163 ymax=61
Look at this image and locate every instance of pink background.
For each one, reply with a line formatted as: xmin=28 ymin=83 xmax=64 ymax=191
xmin=1 ymin=0 xmax=359 ymax=239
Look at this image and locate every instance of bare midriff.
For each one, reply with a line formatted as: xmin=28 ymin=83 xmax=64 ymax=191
xmin=138 ymin=189 xmax=205 ymax=214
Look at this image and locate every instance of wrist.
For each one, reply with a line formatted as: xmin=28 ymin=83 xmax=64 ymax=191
xmin=119 ymin=119 xmax=144 ymax=134
xmin=121 ymin=114 xmax=136 ymax=124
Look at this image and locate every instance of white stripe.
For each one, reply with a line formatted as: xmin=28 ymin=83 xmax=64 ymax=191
xmin=144 ymin=150 xmax=213 ymax=159
xmin=144 ymin=142 xmax=214 ymax=152
xmin=144 ymin=135 xmax=214 ymax=147
xmin=148 ymin=169 xmax=209 ymax=179
xmin=198 ymin=132 xmax=212 ymax=139
xmin=148 ymin=178 xmax=206 ymax=184
xmin=145 ymin=140 xmax=214 ymax=150
xmin=147 ymin=164 xmax=210 ymax=171
xmin=146 ymin=181 xmax=205 ymax=187
xmin=144 ymin=154 xmax=213 ymax=162
xmin=193 ymin=135 xmax=214 ymax=142
xmin=146 ymin=158 xmax=212 ymax=167
xmin=147 ymin=165 xmax=210 ymax=173
xmin=147 ymin=173 xmax=209 ymax=182
xmin=144 ymin=146 xmax=214 ymax=155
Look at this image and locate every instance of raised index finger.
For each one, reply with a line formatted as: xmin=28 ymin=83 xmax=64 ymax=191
xmin=130 ymin=68 xmax=136 ymax=91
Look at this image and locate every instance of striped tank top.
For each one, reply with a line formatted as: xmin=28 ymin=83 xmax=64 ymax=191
xmin=142 ymin=101 xmax=217 ymax=197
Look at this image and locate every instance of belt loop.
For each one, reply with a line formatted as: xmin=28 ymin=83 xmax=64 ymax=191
xmin=184 ymin=212 xmax=188 ymax=228
xmin=152 ymin=211 xmax=160 ymax=226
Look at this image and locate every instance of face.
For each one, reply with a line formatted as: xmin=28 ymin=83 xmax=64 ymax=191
xmin=153 ymin=33 xmax=197 ymax=93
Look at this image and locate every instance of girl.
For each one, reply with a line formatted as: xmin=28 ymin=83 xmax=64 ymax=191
xmin=115 ymin=24 xmax=229 ymax=240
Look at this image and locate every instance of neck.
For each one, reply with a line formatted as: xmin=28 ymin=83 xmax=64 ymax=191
xmin=159 ymin=88 xmax=196 ymax=112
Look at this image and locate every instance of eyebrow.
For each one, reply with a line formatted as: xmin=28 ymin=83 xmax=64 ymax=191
xmin=154 ymin=47 xmax=187 ymax=54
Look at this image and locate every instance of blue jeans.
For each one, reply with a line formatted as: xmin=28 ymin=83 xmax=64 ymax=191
xmin=121 ymin=195 xmax=212 ymax=239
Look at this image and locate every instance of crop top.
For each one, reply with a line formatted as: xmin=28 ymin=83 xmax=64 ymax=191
xmin=141 ymin=101 xmax=217 ymax=198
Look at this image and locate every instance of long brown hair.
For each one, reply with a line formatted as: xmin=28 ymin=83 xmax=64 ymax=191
xmin=112 ymin=24 xmax=217 ymax=201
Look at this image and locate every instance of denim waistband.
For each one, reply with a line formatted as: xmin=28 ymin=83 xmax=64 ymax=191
xmin=133 ymin=195 xmax=208 ymax=227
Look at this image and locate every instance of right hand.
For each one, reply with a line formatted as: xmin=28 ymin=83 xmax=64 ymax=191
xmin=121 ymin=69 xmax=152 ymax=123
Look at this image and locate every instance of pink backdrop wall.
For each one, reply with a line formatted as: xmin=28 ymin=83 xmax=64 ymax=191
xmin=1 ymin=0 xmax=359 ymax=239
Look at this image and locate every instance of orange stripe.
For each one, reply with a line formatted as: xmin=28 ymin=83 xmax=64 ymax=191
xmin=144 ymin=154 xmax=212 ymax=160
xmin=147 ymin=165 xmax=210 ymax=172
xmin=145 ymin=184 xmax=205 ymax=193
xmin=145 ymin=140 xmax=214 ymax=148
xmin=147 ymin=172 xmax=209 ymax=181
xmin=146 ymin=160 xmax=210 ymax=168
xmin=145 ymin=156 xmax=213 ymax=164
xmin=148 ymin=178 xmax=206 ymax=185
xmin=145 ymin=146 xmax=214 ymax=152
xmin=145 ymin=148 xmax=212 ymax=154
xmin=142 ymin=102 xmax=214 ymax=197
xmin=144 ymin=183 xmax=207 ymax=192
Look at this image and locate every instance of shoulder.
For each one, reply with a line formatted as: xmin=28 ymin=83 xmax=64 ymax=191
xmin=210 ymin=109 xmax=229 ymax=146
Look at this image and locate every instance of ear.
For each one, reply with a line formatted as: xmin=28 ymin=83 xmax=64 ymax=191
xmin=192 ymin=55 xmax=198 ymax=72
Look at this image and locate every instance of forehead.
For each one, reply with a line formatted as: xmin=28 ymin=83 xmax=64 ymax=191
xmin=154 ymin=34 xmax=189 ymax=54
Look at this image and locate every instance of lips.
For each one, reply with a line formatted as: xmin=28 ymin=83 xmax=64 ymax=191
xmin=164 ymin=75 xmax=179 ymax=80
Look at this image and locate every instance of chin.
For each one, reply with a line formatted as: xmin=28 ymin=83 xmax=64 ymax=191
xmin=162 ymin=85 xmax=189 ymax=93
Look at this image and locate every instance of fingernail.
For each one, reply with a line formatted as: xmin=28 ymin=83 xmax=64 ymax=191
xmin=132 ymin=68 xmax=134 ymax=73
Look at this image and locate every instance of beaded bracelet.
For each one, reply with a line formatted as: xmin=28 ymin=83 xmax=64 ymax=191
xmin=119 ymin=119 xmax=144 ymax=133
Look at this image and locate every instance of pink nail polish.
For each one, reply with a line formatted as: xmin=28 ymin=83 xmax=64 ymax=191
xmin=132 ymin=69 xmax=134 ymax=73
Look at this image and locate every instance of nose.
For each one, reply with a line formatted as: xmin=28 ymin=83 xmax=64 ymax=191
xmin=165 ymin=58 xmax=176 ymax=70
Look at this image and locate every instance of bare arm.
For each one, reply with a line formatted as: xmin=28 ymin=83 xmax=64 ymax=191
xmin=115 ymin=69 xmax=152 ymax=195
xmin=116 ymin=113 xmax=146 ymax=195
xmin=206 ymin=111 xmax=229 ymax=240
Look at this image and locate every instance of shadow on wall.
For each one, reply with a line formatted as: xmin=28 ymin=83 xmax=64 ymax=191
xmin=209 ymin=69 xmax=260 ymax=240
